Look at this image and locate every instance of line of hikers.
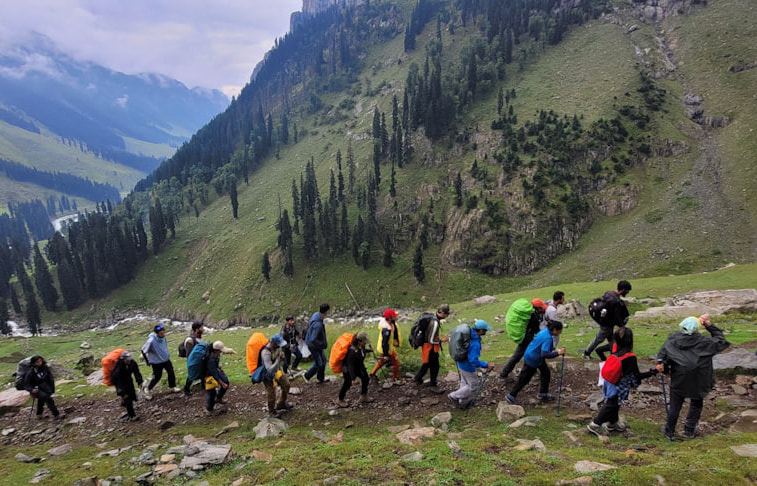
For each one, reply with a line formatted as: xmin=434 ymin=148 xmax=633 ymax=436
xmin=17 ymin=282 xmax=733 ymax=440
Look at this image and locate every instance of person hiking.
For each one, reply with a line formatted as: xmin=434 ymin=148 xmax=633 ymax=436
xmin=24 ymin=355 xmax=64 ymax=420
xmin=656 ymin=314 xmax=730 ymax=440
xmin=369 ymin=309 xmax=401 ymax=384
xmin=448 ymin=320 xmax=495 ymax=408
xmin=303 ymin=303 xmax=330 ymax=383
xmin=140 ymin=324 xmax=181 ymax=399
xmin=583 ymin=280 xmax=632 ymax=361
xmin=505 ymin=320 xmax=566 ymax=405
xmin=500 ymin=299 xmax=547 ymax=382
xmin=182 ymin=322 xmax=205 ymax=396
xmin=204 ymin=341 xmax=234 ymax=415
xmin=413 ymin=304 xmax=451 ymax=393
xmin=337 ymin=332 xmax=375 ymax=407
xmin=281 ymin=315 xmax=302 ymax=374
xmin=260 ymin=333 xmax=294 ymax=417
xmin=587 ymin=327 xmax=657 ymax=437
xmin=543 ymin=291 xmax=565 ymax=328
xmin=111 ymin=351 xmax=144 ymax=421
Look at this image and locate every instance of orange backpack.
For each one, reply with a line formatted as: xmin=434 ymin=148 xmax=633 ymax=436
xmin=329 ymin=333 xmax=354 ymax=374
xmin=246 ymin=332 xmax=268 ymax=374
xmin=102 ymin=348 xmax=125 ymax=386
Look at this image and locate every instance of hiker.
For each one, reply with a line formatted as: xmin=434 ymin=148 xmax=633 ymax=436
xmin=140 ymin=324 xmax=181 ymax=399
xmin=182 ymin=322 xmax=204 ymax=396
xmin=543 ymin=291 xmax=565 ymax=328
xmin=281 ymin=315 xmax=302 ymax=374
xmin=369 ymin=309 xmax=401 ymax=384
xmin=587 ymin=327 xmax=657 ymax=436
xmin=111 ymin=351 xmax=144 ymax=421
xmin=499 ymin=299 xmax=547 ymax=381
xmin=337 ymin=332 xmax=375 ymax=407
xmin=448 ymin=320 xmax=495 ymax=408
xmin=303 ymin=303 xmax=330 ymax=383
xmin=656 ymin=314 xmax=730 ymax=439
xmin=583 ymin=280 xmax=632 ymax=361
xmin=24 ymin=355 xmax=64 ymax=420
xmin=261 ymin=333 xmax=294 ymax=417
xmin=413 ymin=304 xmax=451 ymax=392
xmin=505 ymin=320 xmax=566 ymax=405
xmin=205 ymin=341 xmax=235 ymax=415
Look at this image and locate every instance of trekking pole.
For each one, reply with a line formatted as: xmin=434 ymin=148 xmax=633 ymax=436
xmin=556 ymin=353 xmax=566 ymax=417
xmin=660 ymin=373 xmax=672 ymax=443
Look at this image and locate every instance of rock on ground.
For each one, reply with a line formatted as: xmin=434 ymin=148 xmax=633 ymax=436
xmin=396 ymin=427 xmax=435 ymax=445
xmin=0 ymin=389 xmax=29 ymax=412
xmin=179 ymin=444 xmax=232 ymax=469
xmin=431 ymin=412 xmax=452 ymax=428
xmin=253 ymin=417 xmax=288 ymax=439
xmin=574 ymin=461 xmax=616 ymax=473
xmin=513 ymin=439 xmax=546 ymax=452
xmin=730 ymin=444 xmax=757 ymax=457
xmin=730 ymin=410 xmax=757 ymax=434
xmin=496 ymin=402 xmax=526 ymax=422
xmin=401 ymin=451 xmax=424 ymax=462
xmin=48 ymin=444 xmax=73 ymax=456
xmin=713 ymin=349 xmax=757 ymax=371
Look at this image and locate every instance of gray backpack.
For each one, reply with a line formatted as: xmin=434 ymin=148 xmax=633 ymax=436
xmin=448 ymin=324 xmax=472 ymax=362
xmin=14 ymin=357 xmax=33 ymax=390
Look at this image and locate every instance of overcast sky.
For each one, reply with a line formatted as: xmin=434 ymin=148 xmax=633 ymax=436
xmin=0 ymin=0 xmax=303 ymax=98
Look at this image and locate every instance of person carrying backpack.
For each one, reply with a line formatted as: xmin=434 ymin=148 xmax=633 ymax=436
xmin=205 ymin=341 xmax=235 ymax=415
xmin=140 ymin=324 xmax=181 ymax=399
xmin=303 ymin=303 xmax=330 ymax=383
xmin=448 ymin=320 xmax=494 ymax=408
xmin=280 ymin=316 xmax=302 ymax=374
xmin=656 ymin=314 xmax=730 ymax=440
xmin=369 ymin=309 xmax=401 ymax=384
xmin=587 ymin=327 xmax=657 ymax=437
xmin=337 ymin=332 xmax=374 ymax=407
xmin=413 ymin=304 xmax=451 ymax=393
xmin=505 ymin=320 xmax=566 ymax=405
xmin=583 ymin=280 xmax=632 ymax=361
xmin=181 ymin=322 xmax=205 ymax=396
xmin=260 ymin=334 xmax=294 ymax=417
xmin=500 ymin=299 xmax=547 ymax=381
xmin=111 ymin=351 xmax=144 ymax=421
xmin=24 ymin=355 xmax=64 ymax=420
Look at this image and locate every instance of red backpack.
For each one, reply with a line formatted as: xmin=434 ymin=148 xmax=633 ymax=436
xmin=601 ymin=352 xmax=634 ymax=385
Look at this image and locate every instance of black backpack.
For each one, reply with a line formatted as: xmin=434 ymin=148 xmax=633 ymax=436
xmin=409 ymin=313 xmax=435 ymax=349
xmin=588 ymin=297 xmax=610 ymax=326
xmin=178 ymin=336 xmax=197 ymax=358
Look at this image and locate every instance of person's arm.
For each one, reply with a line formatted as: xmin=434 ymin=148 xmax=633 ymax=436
xmin=46 ymin=368 xmax=55 ymax=394
xmin=24 ymin=368 xmax=36 ymax=393
xmin=132 ymin=362 xmax=144 ymax=386
xmin=540 ymin=339 xmax=561 ymax=359
xmin=429 ymin=320 xmax=440 ymax=345
xmin=625 ymin=355 xmax=655 ymax=380
xmin=467 ymin=339 xmax=489 ymax=369
xmin=700 ymin=316 xmax=730 ymax=355
xmin=380 ymin=329 xmax=391 ymax=356
xmin=141 ymin=336 xmax=153 ymax=365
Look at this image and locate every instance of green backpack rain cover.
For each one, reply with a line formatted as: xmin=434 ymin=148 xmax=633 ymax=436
xmin=506 ymin=298 xmax=534 ymax=344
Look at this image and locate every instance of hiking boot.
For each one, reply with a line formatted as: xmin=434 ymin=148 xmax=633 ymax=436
xmin=537 ymin=393 xmax=556 ymax=402
xmin=359 ymin=394 xmax=374 ymax=404
xmin=336 ymin=399 xmax=350 ymax=408
xmin=276 ymin=402 xmax=294 ymax=411
xmin=661 ymin=425 xmax=675 ymax=441
xmin=301 ymin=374 xmax=312 ymax=383
xmin=169 ymin=387 xmax=182 ymax=393
xmin=414 ymin=377 xmax=424 ymax=386
xmin=268 ymin=410 xmax=281 ymax=418
xmin=447 ymin=395 xmax=460 ymax=407
xmin=127 ymin=415 xmax=140 ymax=422
xmin=682 ymin=429 xmax=699 ymax=440
xmin=216 ymin=398 xmax=228 ymax=405
xmin=582 ymin=351 xmax=592 ymax=360
xmin=587 ymin=422 xmax=608 ymax=437
xmin=606 ymin=422 xmax=626 ymax=432
xmin=505 ymin=394 xmax=519 ymax=405
xmin=54 ymin=413 xmax=66 ymax=420
xmin=142 ymin=390 xmax=153 ymax=401
xmin=370 ymin=374 xmax=380 ymax=386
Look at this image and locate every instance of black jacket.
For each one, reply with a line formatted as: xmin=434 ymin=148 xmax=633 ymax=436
xmin=601 ymin=291 xmax=629 ymax=328
xmin=24 ymin=364 xmax=55 ymax=396
xmin=657 ymin=325 xmax=730 ymax=399
xmin=617 ymin=354 xmax=655 ymax=382
xmin=206 ymin=353 xmax=229 ymax=385
xmin=112 ymin=360 xmax=143 ymax=401
xmin=281 ymin=325 xmax=299 ymax=348
xmin=523 ymin=312 xmax=542 ymax=344
xmin=344 ymin=344 xmax=368 ymax=380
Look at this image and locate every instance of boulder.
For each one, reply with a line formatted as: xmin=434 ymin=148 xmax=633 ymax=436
xmin=15 ymin=453 xmax=41 ymax=463
xmin=0 ymin=389 xmax=29 ymax=413
xmin=311 ymin=430 xmax=329 ymax=442
xmin=179 ymin=444 xmax=232 ymax=468
xmin=396 ymin=427 xmax=435 ymax=445
xmin=431 ymin=412 xmax=452 ymax=428
xmin=29 ymin=469 xmax=51 ymax=484
xmin=473 ymin=295 xmax=498 ymax=305
xmin=48 ymin=444 xmax=73 ymax=456
xmin=672 ymin=289 xmax=757 ymax=312
xmin=513 ymin=439 xmax=546 ymax=452
xmin=496 ymin=402 xmax=526 ymax=422
xmin=561 ymin=301 xmax=586 ymax=319
xmin=401 ymin=451 xmax=424 ymax=462
xmin=574 ymin=461 xmax=615 ymax=473
xmin=730 ymin=444 xmax=757 ymax=458
xmin=713 ymin=349 xmax=757 ymax=372
xmin=87 ymin=369 xmax=104 ymax=386
xmin=253 ymin=417 xmax=288 ymax=439
xmin=730 ymin=410 xmax=757 ymax=434
xmin=153 ymin=464 xmax=178 ymax=476
xmin=508 ymin=416 xmax=542 ymax=429
xmin=634 ymin=305 xmax=719 ymax=320
xmin=585 ymin=391 xmax=604 ymax=411
xmin=75 ymin=352 xmax=96 ymax=375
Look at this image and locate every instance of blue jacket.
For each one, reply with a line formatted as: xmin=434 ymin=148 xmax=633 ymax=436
xmin=524 ymin=328 xmax=558 ymax=368
xmin=305 ymin=312 xmax=327 ymax=350
xmin=457 ymin=329 xmax=488 ymax=373
xmin=142 ymin=332 xmax=170 ymax=364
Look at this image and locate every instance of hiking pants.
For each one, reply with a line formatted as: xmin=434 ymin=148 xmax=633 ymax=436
xmin=305 ymin=348 xmax=326 ymax=382
xmin=120 ymin=395 xmax=136 ymax=417
xmin=449 ymin=369 xmax=479 ymax=402
xmin=283 ymin=345 xmax=302 ymax=372
xmin=415 ymin=345 xmax=440 ymax=386
xmin=34 ymin=390 xmax=59 ymax=417
xmin=594 ymin=395 xmax=620 ymax=425
xmin=339 ymin=370 xmax=369 ymax=400
xmin=205 ymin=383 xmax=228 ymax=411
xmin=510 ymin=362 xmax=551 ymax=398
xmin=148 ymin=360 xmax=176 ymax=390
xmin=370 ymin=351 xmax=400 ymax=380
xmin=263 ymin=374 xmax=290 ymax=412
xmin=665 ymin=390 xmax=704 ymax=436
xmin=500 ymin=337 xmax=532 ymax=378
xmin=585 ymin=326 xmax=614 ymax=361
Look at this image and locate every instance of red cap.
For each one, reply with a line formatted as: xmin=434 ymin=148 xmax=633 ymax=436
xmin=383 ymin=309 xmax=398 ymax=320
xmin=531 ymin=298 xmax=547 ymax=311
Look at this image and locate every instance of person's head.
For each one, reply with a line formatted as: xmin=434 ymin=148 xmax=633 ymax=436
xmin=614 ymin=326 xmax=634 ymax=352
xmin=319 ymin=303 xmax=331 ymax=315
xmin=191 ymin=321 xmax=204 ymax=337
xmin=285 ymin=316 xmax=295 ymax=327
xmin=473 ymin=319 xmax=492 ymax=336
xmin=436 ymin=304 xmax=451 ymax=319
xmin=354 ymin=331 xmax=371 ymax=349
xmin=212 ymin=341 xmax=235 ymax=354
xmin=383 ymin=309 xmax=398 ymax=323
xmin=531 ymin=298 xmax=547 ymax=314
xmin=30 ymin=355 xmax=44 ymax=368
xmin=154 ymin=324 xmax=166 ymax=338
xmin=553 ymin=291 xmax=566 ymax=305
xmin=269 ymin=333 xmax=286 ymax=348
xmin=679 ymin=316 xmax=700 ymax=335
xmin=120 ymin=350 xmax=134 ymax=362
xmin=617 ymin=280 xmax=632 ymax=297
xmin=547 ymin=320 xmax=564 ymax=336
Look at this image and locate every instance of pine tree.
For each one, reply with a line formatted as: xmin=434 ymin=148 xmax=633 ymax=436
xmin=373 ymin=142 xmax=382 ymax=187
xmin=359 ymin=241 xmax=371 ymax=270
xmin=25 ymin=291 xmax=41 ymax=336
xmin=10 ymin=286 xmax=21 ymax=314
xmin=383 ymin=235 xmax=393 ymax=268
xmin=336 ymin=150 xmax=345 ymax=202
xmin=352 ymin=215 xmax=364 ymax=265
xmin=283 ymin=246 xmax=294 ymax=277
xmin=32 ymin=244 xmax=58 ymax=311
xmin=277 ymin=209 xmax=293 ymax=251
xmin=230 ymin=177 xmax=239 ymax=219
xmin=291 ymin=179 xmax=300 ymax=234
xmin=165 ymin=206 xmax=176 ymax=238
xmin=340 ymin=201 xmax=349 ymax=253
xmin=347 ymin=141 xmax=356 ymax=195
xmin=149 ymin=198 xmax=167 ymax=255
xmin=261 ymin=252 xmax=271 ymax=281
xmin=0 ymin=298 xmax=9 ymax=335
xmin=58 ymin=258 xmax=83 ymax=310
xmin=454 ymin=171 xmax=463 ymax=207
xmin=413 ymin=245 xmax=425 ymax=283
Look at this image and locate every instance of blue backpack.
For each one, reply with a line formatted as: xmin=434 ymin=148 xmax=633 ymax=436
xmin=186 ymin=341 xmax=211 ymax=381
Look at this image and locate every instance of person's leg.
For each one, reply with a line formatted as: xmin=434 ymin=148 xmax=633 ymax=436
xmin=292 ymin=346 xmax=302 ymax=370
xmin=264 ymin=381 xmax=276 ymax=413
xmin=389 ymin=351 xmax=400 ymax=380
xmin=585 ymin=327 xmax=612 ymax=358
xmin=414 ymin=344 xmax=431 ymax=384
xmin=500 ymin=340 xmax=528 ymax=378
xmin=595 ymin=334 xmax=614 ymax=362
xmin=537 ymin=362 xmax=552 ymax=395
xmin=148 ymin=363 xmax=163 ymax=390
xmin=509 ymin=364 xmax=538 ymax=398
xmin=183 ymin=377 xmax=192 ymax=395
xmin=359 ymin=372 xmax=369 ymax=395
xmin=216 ymin=383 xmax=227 ymax=403
xmin=339 ymin=372 xmax=352 ymax=400
xmin=316 ymin=350 xmax=326 ymax=382
xmin=370 ymin=357 xmax=386 ymax=376
xmin=594 ymin=395 xmax=619 ymax=425
xmin=165 ymin=360 xmax=176 ymax=388
xmin=276 ymin=374 xmax=290 ymax=408
xmin=124 ymin=397 xmax=136 ymax=417
xmin=450 ymin=370 xmax=478 ymax=401
xmin=304 ymin=347 xmax=319 ymax=380
xmin=684 ymin=398 xmax=704 ymax=435
xmin=282 ymin=347 xmax=291 ymax=374
xmin=205 ymin=388 xmax=215 ymax=411
xmin=665 ymin=389 xmax=685 ymax=436
xmin=36 ymin=394 xmax=45 ymax=416
xmin=429 ymin=349 xmax=440 ymax=386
